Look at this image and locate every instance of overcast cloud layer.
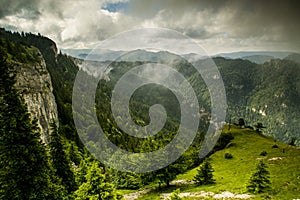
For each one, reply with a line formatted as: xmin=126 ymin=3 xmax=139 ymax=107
xmin=0 ymin=0 xmax=299 ymax=54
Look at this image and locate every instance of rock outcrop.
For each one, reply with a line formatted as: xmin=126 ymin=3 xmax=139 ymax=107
xmin=13 ymin=50 xmax=58 ymax=143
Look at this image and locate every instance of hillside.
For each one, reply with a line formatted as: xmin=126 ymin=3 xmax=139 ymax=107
xmin=0 ymin=32 xmax=59 ymax=143
xmin=134 ymin=125 xmax=300 ymax=199
xmin=1 ymin=28 xmax=299 ymax=199
xmin=61 ymin=48 xmax=300 ymax=148
xmin=74 ymin=51 xmax=300 ymax=145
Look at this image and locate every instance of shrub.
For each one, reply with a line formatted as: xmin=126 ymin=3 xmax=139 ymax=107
xmin=260 ymin=151 xmax=268 ymax=156
xmin=289 ymin=137 xmax=297 ymax=146
xmin=214 ymin=133 xmax=234 ymax=151
xmin=169 ymin=189 xmax=182 ymax=200
xmin=224 ymin=153 xmax=233 ymax=159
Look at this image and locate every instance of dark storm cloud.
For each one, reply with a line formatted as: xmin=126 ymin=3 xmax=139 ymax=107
xmin=0 ymin=0 xmax=41 ymax=19
xmin=0 ymin=0 xmax=299 ymax=52
xmin=128 ymin=0 xmax=300 ymax=51
xmin=128 ymin=0 xmax=226 ymax=18
xmin=223 ymin=0 xmax=300 ymax=51
xmin=0 ymin=0 xmax=67 ymax=19
xmin=223 ymin=1 xmax=300 ymax=36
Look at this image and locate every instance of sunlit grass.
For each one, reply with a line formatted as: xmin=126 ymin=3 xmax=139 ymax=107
xmin=137 ymin=125 xmax=300 ymax=199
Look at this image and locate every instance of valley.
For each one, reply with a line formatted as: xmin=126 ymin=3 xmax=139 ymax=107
xmin=0 ymin=28 xmax=299 ymax=199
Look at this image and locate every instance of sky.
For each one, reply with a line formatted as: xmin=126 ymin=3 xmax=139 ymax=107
xmin=0 ymin=0 xmax=299 ymax=55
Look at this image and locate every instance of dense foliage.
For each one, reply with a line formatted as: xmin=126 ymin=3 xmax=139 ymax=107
xmin=49 ymin=122 xmax=77 ymax=193
xmin=74 ymin=161 xmax=121 ymax=200
xmin=0 ymin=50 xmax=64 ymax=199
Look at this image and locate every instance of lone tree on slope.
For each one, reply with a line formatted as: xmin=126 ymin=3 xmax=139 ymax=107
xmin=193 ymin=159 xmax=215 ymax=185
xmin=247 ymin=161 xmax=271 ymax=194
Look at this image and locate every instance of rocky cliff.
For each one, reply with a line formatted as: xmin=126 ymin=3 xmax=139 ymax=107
xmin=12 ymin=50 xmax=58 ymax=143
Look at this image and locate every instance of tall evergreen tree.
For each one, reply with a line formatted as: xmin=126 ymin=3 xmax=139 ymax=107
xmin=247 ymin=161 xmax=271 ymax=193
xmin=0 ymin=50 xmax=63 ymax=199
xmin=49 ymin=121 xmax=77 ymax=193
xmin=193 ymin=159 xmax=215 ymax=185
xmin=75 ymin=161 xmax=121 ymax=200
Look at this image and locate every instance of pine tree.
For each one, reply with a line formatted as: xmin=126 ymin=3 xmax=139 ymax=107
xmin=49 ymin=121 xmax=77 ymax=193
xmin=193 ymin=159 xmax=215 ymax=185
xmin=75 ymin=161 xmax=121 ymax=200
xmin=0 ymin=50 xmax=63 ymax=199
xmin=247 ymin=161 xmax=271 ymax=193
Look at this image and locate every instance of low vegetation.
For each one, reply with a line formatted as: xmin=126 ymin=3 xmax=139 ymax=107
xmin=136 ymin=125 xmax=300 ymax=199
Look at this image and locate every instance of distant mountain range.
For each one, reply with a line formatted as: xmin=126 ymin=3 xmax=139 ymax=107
xmin=214 ymin=51 xmax=295 ymax=59
xmin=62 ymin=49 xmax=298 ymax=64
xmin=62 ymin=48 xmax=205 ymax=62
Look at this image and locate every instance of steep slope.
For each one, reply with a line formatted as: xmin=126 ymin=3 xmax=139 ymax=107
xmin=199 ymin=57 xmax=300 ymax=145
xmin=247 ymin=59 xmax=300 ymax=143
xmin=0 ymin=35 xmax=58 ymax=143
xmin=13 ymin=54 xmax=58 ymax=143
xmin=0 ymin=28 xmax=81 ymax=145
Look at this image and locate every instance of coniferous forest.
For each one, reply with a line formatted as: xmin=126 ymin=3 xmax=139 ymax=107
xmin=0 ymin=28 xmax=300 ymax=200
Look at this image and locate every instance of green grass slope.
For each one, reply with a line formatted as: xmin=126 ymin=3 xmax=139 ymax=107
xmin=138 ymin=125 xmax=300 ymax=199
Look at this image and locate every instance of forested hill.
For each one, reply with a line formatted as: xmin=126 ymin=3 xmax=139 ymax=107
xmin=0 ymin=28 xmax=79 ymax=199
xmin=103 ymin=55 xmax=300 ymax=145
xmin=0 ymin=27 xmax=80 ymax=144
xmin=1 ymin=27 xmax=299 ymax=146
xmin=1 ymin=27 xmax=299 ymax=199
xmin=213 ymin=57 xmax=300 ymax=145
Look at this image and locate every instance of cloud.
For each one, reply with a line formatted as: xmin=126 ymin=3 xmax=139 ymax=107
xmin=0 ymin=0 xmax=136 ymax=48
xmin=128 ymin=0 xmax=300 ymax=52
xmin=0 ymin=0 xmax=299 ymax=53
xmin=0 ymin=0 xmax=41 ymax=18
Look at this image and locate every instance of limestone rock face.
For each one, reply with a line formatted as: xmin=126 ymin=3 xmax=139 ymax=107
xmin=13 ymin=51 xmax=58 ymax=143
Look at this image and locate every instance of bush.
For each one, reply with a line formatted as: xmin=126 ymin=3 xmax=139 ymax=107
xmin=289 ymin=137 xmax=296 ymax=146
xmin=260 ymin=151 xmax=268 ymax=156
xmin=245 ymin=125 xmax=254 ymax=130
xmin=169 ymin=189 xmax=182 ymax=200
xmin=224 ymin=153 xmax=233 ymax=159
xmin=214 ymin=133 xmax=234 ymax=151
xmin=272 ymin=144 xmax=278 ymax=148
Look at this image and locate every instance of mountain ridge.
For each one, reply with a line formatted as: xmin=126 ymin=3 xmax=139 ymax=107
xmin=62 ymin=45 xmax=300 ymax=146
xmin=1 ymin=27 xmax=299 ymax=199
